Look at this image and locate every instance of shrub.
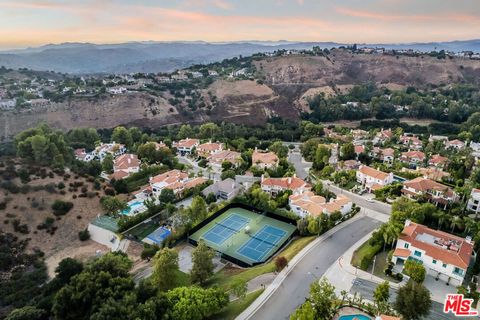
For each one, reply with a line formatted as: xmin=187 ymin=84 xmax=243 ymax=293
xmin=275 ymin=256 xmax=288 ymax=272
xmin=78 ymin=229 xmax=90 ymax=241
xmin=51 ymin=200 xmax=74 ymax=216
xmin=359 ymin=243 xmax=382 ymax=271
xmin=396 ymin=273 xmax=404 ymax=281
xmin=57 ymin=182 xmax=65 ymax=189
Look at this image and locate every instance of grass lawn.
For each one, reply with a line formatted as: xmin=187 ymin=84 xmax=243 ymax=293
xmin=214 ymin=289 xmax=264 ymax=320
xmin=351 ymin=240 xmax=380 ymax=270
xmin=209 ymin=236 xmax=315 ymax=290
xmin=175 ymin=269 xmax=190 ymax=287
xmin=367 ymin=250 xmax=400 ymax=283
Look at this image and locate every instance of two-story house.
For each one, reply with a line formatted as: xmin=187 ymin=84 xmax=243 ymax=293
xmin=356 ymin=165 xmax=394 ymax=192
xmin=260 ymin=175 xmax=309 ymax=196
xmin=197 ymin=141 xmax=223 ymax=158
xmin=401 ymin=177 xmax=458 ymax=208
xmin=289 ymin=191 xmax=352 ymax=218
xmin=428 ymin=154 xmax=449 ymax=169
xmin=399 ymin=151 xmax=425 ymax=167
xmin=173 ymin=138 xmax=199 ymax=155
xmin=467 ymin=189 xmax=480 ymax=216
xmin=392 ymin=220 xmax=475 ymax=287
xmin=111 ymin=153 xmax=140 ymax=180
xmin=252 ymin=149 xmax=279 ymax=169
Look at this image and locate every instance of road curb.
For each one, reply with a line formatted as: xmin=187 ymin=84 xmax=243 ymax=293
xmin=235 ymin=213 xmax=367 ymax=320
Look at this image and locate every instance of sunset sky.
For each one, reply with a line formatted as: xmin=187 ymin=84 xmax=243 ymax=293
xmin=0 ymin=0 xmax=479 ymax=49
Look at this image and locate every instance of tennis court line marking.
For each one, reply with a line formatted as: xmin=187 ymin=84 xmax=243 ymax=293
xmin=237 ymin=225 xmax=288 ymax=262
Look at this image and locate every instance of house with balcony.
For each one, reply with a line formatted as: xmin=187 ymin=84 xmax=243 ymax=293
xmin=399 ymin=151 xmax=425 ymax=167
xmin=289 ymin=191 xmax=352 ymax=218
xmin=252 ymin=149 xmax=279 ymax=169
xmin=173 ymin=138 xmax=199 ymax=155
xmin=197 ymin=141 xmax=223 ymax=158
xmin=356 ymin=165 xmax=394 ymax=192
xmin=372 ymin=147 xmax=395 ymax=164
xmin=392 ymin=220 xmax=475 ymax=287
xmin=401 ymin=177 xmax=458 ymax=208
xmin=111 ymin=153 xmax=140 ymax=180
xmin=260 ymin=174 xmax=309 ymax=197
xmin=428 ymin=154 xmax=449 ymax=169
xmin=207 ymin=150 xmax=242 ymax=170
xmin=467 ymin=189 xmax=480 ymax=215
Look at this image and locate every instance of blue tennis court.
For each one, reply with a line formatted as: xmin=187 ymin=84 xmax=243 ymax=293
xmin=237 ymin=225 xmax=287 ymax=262
xmin=145 ymin=226 xmax=171 ymax=244
xmin=202 ymin=214 xmax=250 ymax=245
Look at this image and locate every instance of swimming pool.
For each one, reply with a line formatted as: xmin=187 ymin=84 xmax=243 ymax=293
xmin=338 ymin=314 xmax=372 ymax=320
xmin=121 ymin=201 xmax=146 ymax=216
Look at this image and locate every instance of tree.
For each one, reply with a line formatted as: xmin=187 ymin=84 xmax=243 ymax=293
xmin=340 ymin=142 xmax=355 ymax=160
xmin=269 ymin=141 xmax=289 ymax=158
xmin=166 ymin=286 xmax=228 ymax=320
xmin=189 ymin=196 xmax=208 ymax=223
xmin=293 ymin=278 xmax=338 ymax=320
xmin=404 ymin=260 xmax=426 ymax=283
xmin=290 ymin=300 xmax=316 ymax=320
xmin=55 ymin=258 xmax=83 ymax=285
xmin=373 ymin=281 xmax=390 ymax=305
xmin=102 ymin=153 xmax=114 ymax=173
xmin=395 ymin=280 xmax=431 ymax=320
xmin=199 ymin=122 xmax=220 ymax=139
xmin=111 ymin=126 xmax=133 ymax=148
xmin=177 ymin=124 xmax=194 ymax=139
xmin=191 ymin=241 xmax=215 ymax=285
xmin=151 ymin=248 xmax=179 ymax=291
xmin=5 ymin=306 xmax=45 ymax=320
xmin=230 ymin=278 xmax=248 ymax=299
xmin=159 ymin=188 xmax=176 ymax=204
xmin=52 ymin=253 xmax=134 ymax=320
xmin=275 ymin=256 xmax=288 ymax=271
xmin=101 ymin=196 xmax=127 ymax=215
xmin=313 ymin=145 xmax=331 ymax=170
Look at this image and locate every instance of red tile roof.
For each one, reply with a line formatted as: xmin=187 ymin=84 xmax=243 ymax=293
xmin=252 ymin=150 xmax=279 ymax=165
xmin=398 ymin=222 xmax=474 ymax=269
xmin=358 ymin=165 xmax=389 ymax=180
xmin=114 ymin=154 xmax=140 ymax=170
xmin=262 ymin=176 xmax=307 ymax=191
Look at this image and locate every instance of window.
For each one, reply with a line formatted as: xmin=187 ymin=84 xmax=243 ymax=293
xmin=432 ymin=259 xmax=437 ymax=264
xmin=404 ymin=243 xmax=410 ymax=249
xmin=443 ymin=263 xmax=447 ymax=268
xmin=414 ymin=250 xmax=421 ymax=257
xmin=453 ymin=267 xmax=464 ymax=276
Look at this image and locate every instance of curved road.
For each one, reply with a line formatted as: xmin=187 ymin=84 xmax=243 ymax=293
xmin=249 ymin=216 xmax=382 ymax=320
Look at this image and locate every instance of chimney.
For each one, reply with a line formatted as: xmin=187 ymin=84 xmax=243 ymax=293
xmin=466 ymin=236 xmax=472 ymax=244
xmin=405 ymin=219 xmax=411 ymax=227
xmin=261 ymin=174 xmax=264 ymax=183
xmin=288 ymin=177 xmax=292 ymax=185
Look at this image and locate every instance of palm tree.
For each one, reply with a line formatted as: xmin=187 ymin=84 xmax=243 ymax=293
xmin=450 ymin=215 xmax=464 ymax=233
xmin=463 ymin=216 xmax=477 ymax=235
xmin=434 ymin=211 xmax=447 ymax=230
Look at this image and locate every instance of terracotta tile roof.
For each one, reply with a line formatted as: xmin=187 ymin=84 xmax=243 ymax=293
xmin=354 ymin=145 xmax=365 ymax=154
xmin=417 ymin=167 xmax=450 ymax=181
xmin=403 ymin=177 xmax=453 ymax=194
xmin=150 ymin=169 xmax=188 ymax=185
xmin=114 ymin=154 xmax=140 ymax=170
xmin=393 ymin=248 xmax=411 ymax=257
xmin=197 ymin=142 xmax=222 ymax=153
xmin=382 ymin=148 xmax=395 ymax=157
xmin=262 ymin=176 xmax=307 ymax=191
xmin=173 ymin=138 xmax=199 ymax=148
xmin=289 ymin=191 xmax=351 ymax=217
xmin=400 ymin=150 xmax=425 ymax=161
xmin=252 ymin=150 xmax=279 ymax=165
xmin=154 ymin=142 xmax=168 ymax=150
xmin=398 ymin=222 xmax=474 ymax=269
xmin=110 ymin=170 xmax=130 ymax=180
xmin=379 ymin=315 xmax=401 ymax=320
xmin=429 ymin=154 xmax=448 ymax=165
xmin=358 ymin=165 xmax=389 ymax=180
xmin=183 ymin=177 xmax=208 ymax=189
xmin=208 ymin=150 xmax=241 ymax=164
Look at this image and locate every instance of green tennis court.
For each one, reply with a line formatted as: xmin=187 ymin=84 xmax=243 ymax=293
xmin=189 ymin=207 xmax=296 ymax=266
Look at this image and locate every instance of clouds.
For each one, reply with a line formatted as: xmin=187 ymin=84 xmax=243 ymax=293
xmin=0 ymin=0 xmax=478 ymax=49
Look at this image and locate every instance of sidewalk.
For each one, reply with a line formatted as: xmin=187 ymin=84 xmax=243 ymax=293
xmin=236 ymin=212 xmax=367 ymax=320
xmin=324 ymin=230 xmax=450 ymax=304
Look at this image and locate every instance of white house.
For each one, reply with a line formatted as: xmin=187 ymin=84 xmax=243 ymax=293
xmin=356 ymin=165 xmax=394 ymax=192
xmin=392 ymin=220 xmax=475 ymax=287
xmin=173 ymin=138 xmax=199 ymax=155
xmin=467 ymin=188 xmax=480 ymax=215
xmin=93 ymin=142 xmax=126 ymax=161
xmin=401 ymin=177 xmax=458 ymax=208
xmin=108 ymin=87 xmax=127 ymax=94
xmin=112 ymin=154 xmax=140 ymax=180
xmin=289 ymin=191 xmax=352 ymax=218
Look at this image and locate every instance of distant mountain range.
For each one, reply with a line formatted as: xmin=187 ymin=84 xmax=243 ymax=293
xmin=0 ymin=39 xmax=479 ymax=74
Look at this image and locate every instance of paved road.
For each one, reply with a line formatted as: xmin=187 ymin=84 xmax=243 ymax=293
xmin=351 ymin=278 xmax=457 ymax=320
xmin=287 ymin=149 xmax=391 ymax=215
xmin=249 ymin=216 xmax=382 ymax=320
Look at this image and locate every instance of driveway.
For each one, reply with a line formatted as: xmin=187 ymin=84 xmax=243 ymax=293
xmin=248 ymin=216 xmax=382 ymax=320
